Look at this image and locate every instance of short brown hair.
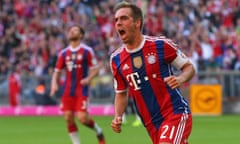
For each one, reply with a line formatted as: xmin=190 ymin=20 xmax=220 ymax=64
xmin=114 ymin=1 xmax=143 ymax=30
xmin=69 ymin=24 xmax=85 ymax=37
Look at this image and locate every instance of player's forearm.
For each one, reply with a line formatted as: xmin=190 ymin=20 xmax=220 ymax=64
xmin=88 ymin=66 xmax=99 ymax=81
xmin=114 ymin=92 xmax=128 ymax=117
xmin=51 ymin=71 xmax=60 ymax=86
xmin=178 ymin=61 xmax=195 ymax=84
xmin=50 ymin=71 xmax=61 ymax=96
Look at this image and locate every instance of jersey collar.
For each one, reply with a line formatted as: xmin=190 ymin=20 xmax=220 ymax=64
xmin=69 ymin=43 xmax=84 ymax=52
xmin=125 ymin=35 xmax=146 ymax=53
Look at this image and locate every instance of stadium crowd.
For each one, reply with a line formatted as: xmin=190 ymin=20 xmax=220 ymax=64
xmin=0 ymin=0 xmax=240 ymax=104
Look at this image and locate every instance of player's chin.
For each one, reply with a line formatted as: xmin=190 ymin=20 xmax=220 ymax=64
xmin=121 ymin=37 xmax=129 ymax=44
xmin=69 ymin=36 xmax=79 ymax=41
xmin=118 ymin=33 xmax=127 ymax=41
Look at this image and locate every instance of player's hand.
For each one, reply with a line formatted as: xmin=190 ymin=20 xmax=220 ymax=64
xmin=164 ymin=76 xmax=182 ymax=89
xmin=80 ymin=77 xmax=90 ymax=85
xmin=111 ymin=116 xmax=122 ymax=133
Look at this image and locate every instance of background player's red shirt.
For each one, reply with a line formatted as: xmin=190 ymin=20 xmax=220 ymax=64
xmin=55 ymin=43 xmax=98 ymax=97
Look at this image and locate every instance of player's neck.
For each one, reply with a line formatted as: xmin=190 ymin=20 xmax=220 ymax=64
xmin=70 ymin=41 xmax=81 ymax=49
xmin=126 ymin=34 xmax=144 ymax=51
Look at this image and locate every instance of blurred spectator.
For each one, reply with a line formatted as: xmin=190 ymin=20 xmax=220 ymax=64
xmin=33 ymin=78 xmax=57 ymax=105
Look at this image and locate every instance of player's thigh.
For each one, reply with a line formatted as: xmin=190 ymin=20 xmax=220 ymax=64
xmin=158 ymin=114 xmax=192 ymax=144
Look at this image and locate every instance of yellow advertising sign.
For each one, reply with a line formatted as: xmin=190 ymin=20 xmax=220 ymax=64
xmin=190 ymin=84 xmax=222 ymax=115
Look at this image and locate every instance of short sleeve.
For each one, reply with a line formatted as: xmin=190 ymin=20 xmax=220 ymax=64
xmin=55 ymin=51 xmax=65 ymax=72
xmin=110 ymin=56 xmax=128 ymax=93
xmin=163 ymin=39 xmax=178 ymax=63
xmin=87 ymin=49 xmax=98 ymax=68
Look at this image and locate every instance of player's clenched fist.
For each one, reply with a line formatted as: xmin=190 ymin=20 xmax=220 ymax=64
xmin=111 ymin=116 xmax=122 ymax=133
xmin=164 ymin=75 xmax=182 ymax=89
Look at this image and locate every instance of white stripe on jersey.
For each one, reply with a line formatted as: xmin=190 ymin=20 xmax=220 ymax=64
xmin=110 ymin=45 xmax=125 ymax=58
xmin=114 ymin=78 xmax=128 ymax=93
xmin=174 ymin=113 xmax=188 ymax=144
xmin=109 ymin=46 xmax=125 ymax=74
xmin=80 ymin=43 xmax=95 ymax=55
xmin=145 ymin=35 xmax=178 ymax=50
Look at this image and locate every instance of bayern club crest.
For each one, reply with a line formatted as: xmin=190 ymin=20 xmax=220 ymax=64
xmin=77 ymin=54 xmax=82 ymax=60
xmin=146 ymin=53 xmax=156 ymax=64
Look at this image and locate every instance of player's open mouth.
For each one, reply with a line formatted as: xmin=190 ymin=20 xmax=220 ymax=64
xmin=118 ymin=29 xmax=126 ymax=36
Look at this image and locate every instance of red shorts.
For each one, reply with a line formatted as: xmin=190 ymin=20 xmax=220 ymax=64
xmin=60 ymin=95 xmax=88 ymax=112
xmin=150 ymin=113 xmax=192 ymax=144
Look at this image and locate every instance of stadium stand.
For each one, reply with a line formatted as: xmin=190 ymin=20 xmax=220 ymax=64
xmin=0 ymin=0 xmax=240 ymax=108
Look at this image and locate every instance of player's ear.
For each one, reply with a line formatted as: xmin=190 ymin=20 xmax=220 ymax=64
xmin=135 ymin=18 xmax=141 ymax=30
xmin=79 ymin=27 xmax=85 ymax=38
xmin=79 ymin=33 xmax=84 ymax=39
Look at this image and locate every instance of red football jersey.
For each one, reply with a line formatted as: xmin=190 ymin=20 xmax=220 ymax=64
xmin=55 ymin=43 xmax=98 ymax=97
xmin=110 ymin=36 xmax=191 ymax=134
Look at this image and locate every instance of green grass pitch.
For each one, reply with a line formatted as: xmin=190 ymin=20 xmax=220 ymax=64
xmin=0 ymin=115 xmax=240 ymax=144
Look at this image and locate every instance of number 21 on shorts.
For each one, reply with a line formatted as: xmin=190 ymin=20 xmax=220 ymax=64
xmin=160 ymin=125 xmax=176 ymax=140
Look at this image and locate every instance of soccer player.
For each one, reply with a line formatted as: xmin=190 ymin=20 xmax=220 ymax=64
xmin=110 ymin=2 xmax=195 ymax=144
xmin=50 ymin=25 xmax=105 ymax=144
xmin=8 ymin=65 xmax=21 ymax=107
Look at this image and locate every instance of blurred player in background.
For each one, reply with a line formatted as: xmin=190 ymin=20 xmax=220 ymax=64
xmin=8 ymin=64 xmax=22 ymax=107
xmin=50 ymin=25 xmax=105 ymax=144
xmin=110 ymin=1 xmax=195 ymax=144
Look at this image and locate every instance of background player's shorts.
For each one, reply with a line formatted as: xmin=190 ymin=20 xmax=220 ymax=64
xmin=151 ymin=113 xmax=192 ymax=144
xmin=60 ymin=95 xmax=88 ymax=112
